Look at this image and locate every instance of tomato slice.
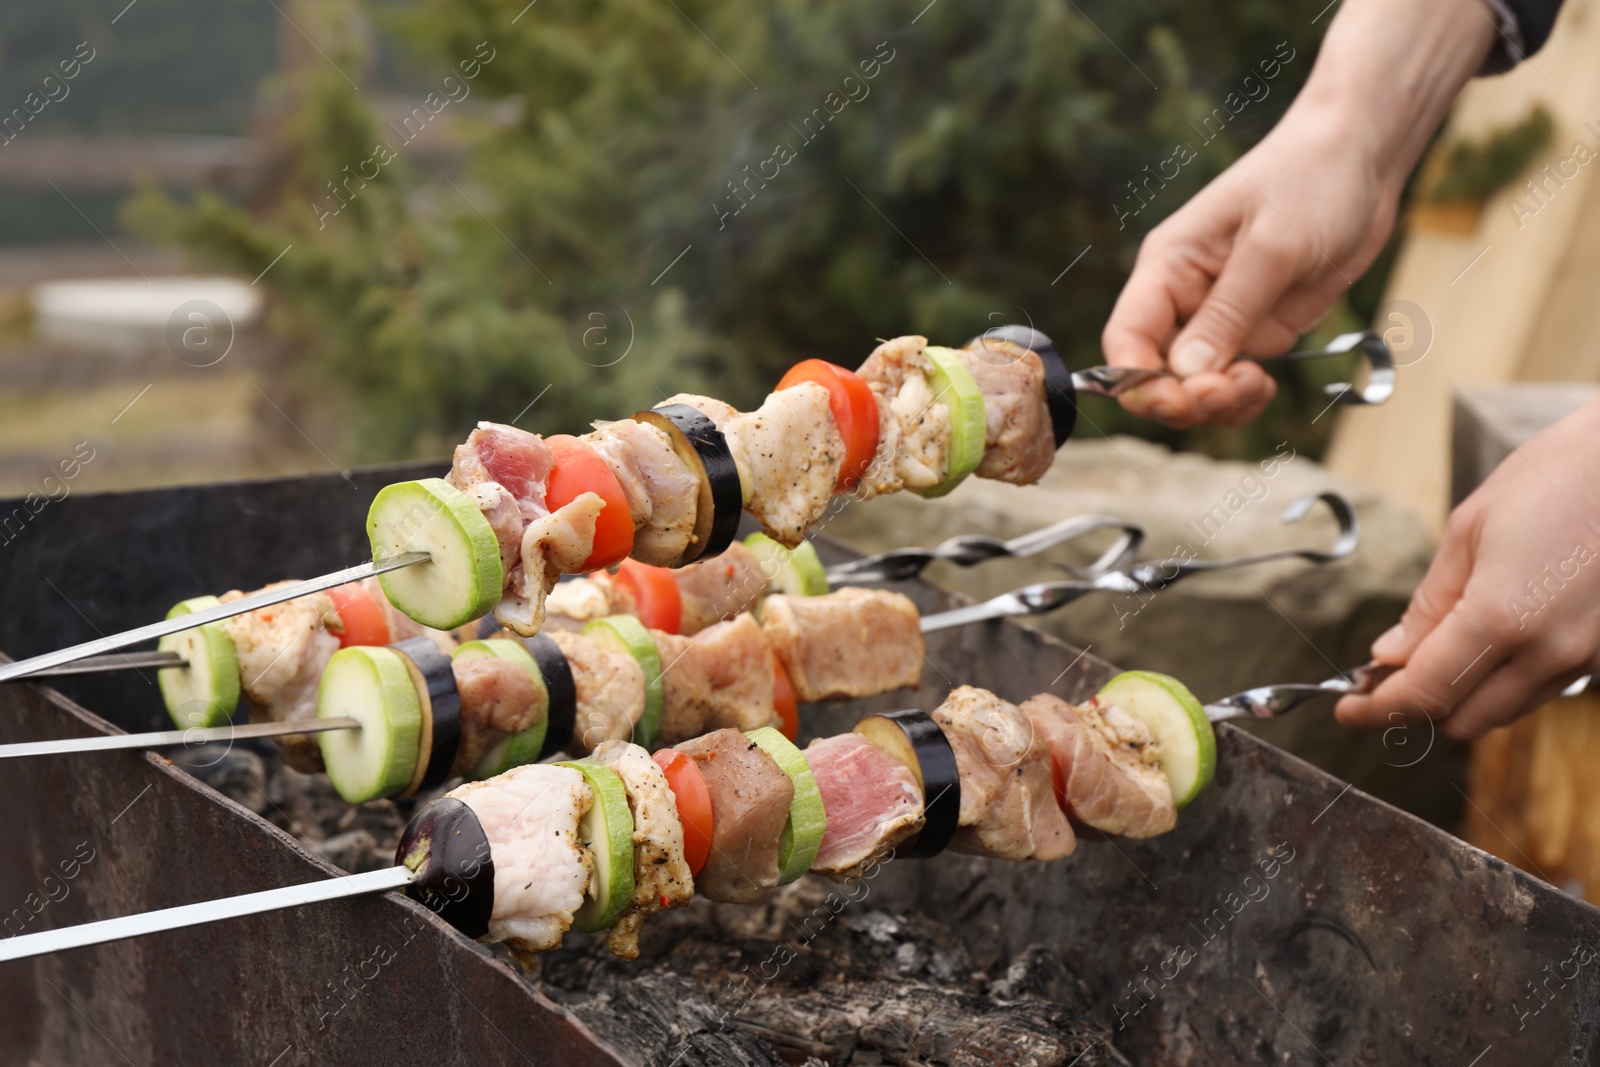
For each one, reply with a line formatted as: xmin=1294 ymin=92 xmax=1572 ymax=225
xmin=614 ymin=558 xmax=683 ymax=635
xmin=772 ymin=653 xmax=799 ymax=740
xmin=546 ymin=434 xmax=635 ymax=572
xmin=324 ymin=582 xmax=391 ymax=648
xmin=776 ymin=360 xmax=879 ymax=492
xmin=653 ymin=748 xmax=713 ymax=875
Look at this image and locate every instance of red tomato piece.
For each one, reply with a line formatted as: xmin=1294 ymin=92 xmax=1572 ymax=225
xmin=772 ymin=653 xmax=799 ymax=740
xmin=614 ymin=558 xmax=683 ymax=635
xmin=546 ymin=434 xmax=635 ymax=572
xmin=324 ymin=582 xmax=391 ymax=648
xmin=652 ymin=748 xmax=713 ymax=875
xmin=776 ymin=359 xmax=880 ymax=492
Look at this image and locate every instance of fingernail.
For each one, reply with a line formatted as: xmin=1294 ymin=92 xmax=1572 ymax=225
xmin=1371 ymin=622 xmax=1406 ymax=659
xmin=1170 ymin=339 xmax=1219 ymax=376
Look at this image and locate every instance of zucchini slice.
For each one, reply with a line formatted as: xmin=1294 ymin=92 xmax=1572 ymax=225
xmin=632 ymin=404 xmax=742 ymax=564
xmin=157 ymin=595 xmax=241 ymax=729
xmin=913 ymin=346 xmax=987 ymax=499
xmin=746 ymin=727 xmax=827 ymax=883
xmin=854 ymin=708 xmax=961 ymax=858
xmin=455 ymin=638 xmax=550 ymax=780
xmin=367 ymin=478 xmax=504 ymax=630
xmin=743 ymin=532 xmax=829 ymax=597
xmin=1097 ymin=670 xmax=1216 ymax=808
xmin=557 ymin=759 xmax=636 ymax=932
xmin=316 ymin=645 xmax=425 ymax=804
xmin=582 ymin=615 xmax=663 ymax=748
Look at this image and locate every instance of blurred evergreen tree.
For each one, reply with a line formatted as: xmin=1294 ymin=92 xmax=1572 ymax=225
xmin=129 ymin=0 xmax=1351 ymax=461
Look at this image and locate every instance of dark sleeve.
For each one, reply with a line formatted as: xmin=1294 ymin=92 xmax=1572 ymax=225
xmin=1483 ymin=0 xmax=1566 ymax=74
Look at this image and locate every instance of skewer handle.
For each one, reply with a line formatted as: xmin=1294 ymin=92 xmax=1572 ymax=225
xmin=0 ymin=553 xmax=427 ymax=685
xmin=0 ymin=865 xmax=414 ymax=964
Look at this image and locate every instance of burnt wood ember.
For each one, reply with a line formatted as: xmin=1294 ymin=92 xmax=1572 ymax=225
xmin=6 ymin=466 xmax=1600 ymax=1065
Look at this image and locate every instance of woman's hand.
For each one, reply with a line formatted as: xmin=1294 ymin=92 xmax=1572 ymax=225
xmin=1101 ymin=111 xmax=1399 ymax=428
xmin=1336 ymin=399 xmax=1600 ymax=739
xmin=1100 ymin=0 xmax=1497 ymax=428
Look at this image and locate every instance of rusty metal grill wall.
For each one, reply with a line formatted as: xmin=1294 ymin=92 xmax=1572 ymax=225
xmin=1 ymin=466 xmax=1597 ymax=1065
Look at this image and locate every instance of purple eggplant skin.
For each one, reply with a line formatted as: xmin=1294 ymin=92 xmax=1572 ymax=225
xmin=883 ymin=708 xmax=962 ymax=859
xmin=396 ymin=797 xmax=494 ymax=938
xmin=392 ymin=636 xmax=463 ymax=792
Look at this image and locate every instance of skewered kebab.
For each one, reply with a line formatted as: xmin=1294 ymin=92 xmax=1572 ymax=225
xmin=0 ymin=489 xmax=1355 ymax=803
xmin=11 ymin=509 xmax=1133 ymax=713
xmin=399 ymin=332 xmax=1078 ymax=637
xmin=0 ymin=324 xmax=1388 ymax=684
xmin=0 ymin=668 xmax=1214 ymax=967
xmin=386 ymin=328 xmax=1390 ymax=637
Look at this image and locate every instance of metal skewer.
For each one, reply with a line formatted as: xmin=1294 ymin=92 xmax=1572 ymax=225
xmin=1202 ymin=661 xmax=1394 ymax=723
xmin=918 ymin=491 xmax=1356 ymax=632
xmin=0 ymin=716 xmax=361 ymax=760
xmin=18 ymin=649 xmax=189 ymax=678
xmin=0 ymin=552 xmax=429 ymax=685
xmin=826 ymin=514 xmax=1143 ymax=585
xmin=1068 ymin=330 xmax=1396 ymax=405
xmin=0 ymin=865 xmax=414 ymax=964
xmin=1204 ymin=663 xmax=1597 ymax=723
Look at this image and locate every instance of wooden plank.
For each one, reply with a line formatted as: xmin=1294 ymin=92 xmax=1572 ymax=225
xmin=1449 ymin=383 xmax=1600 ymax=904
xmin=1324 ymin=0 xmax=1600 ymax=532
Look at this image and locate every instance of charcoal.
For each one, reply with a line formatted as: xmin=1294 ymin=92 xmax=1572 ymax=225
xmin=531 ymin=880 xmax=1128 ymax=1066
xmin=171 ymin=744 xmax=267 ymax=812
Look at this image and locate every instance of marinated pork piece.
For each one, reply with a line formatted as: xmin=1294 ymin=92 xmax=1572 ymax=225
xmin=447 ymin=764 xmax=593 ymax=956
xmin=459 ymin=481 xmax=523 ymax=575
xmin=675 ymin=729 xmax=794 ymax=904
xmin=494 ymin=493 xmax=605 ymax=635
xmin=446 ymin=422 xmax=555 ymax=577
xmin=663 ymin=387 xmax=843 ymax=547
xmin=543 ymin=575 xmax=618 ymax=628
xmin=451 ymin=653 xmax=546 ymax=775
xmin=651 ymin=613 xmax=778 ymax=744
xmin=1020 ymin=693 xmax=1176 ymax=839
xmin=550 ymin=629 xmax=647 ymax=755
xmin=854 ymin=335 xmax=950 ymax=498
xmin=674 ymin=540 xmax=768 ymax=635
xmin=805 ymin=733 xmax=924 ymax=880
xmin=662 ymin=393 xmax=739 ymax=425
xmin=759 ymin=589 xmax=924 ymax=702
xmin=221 ymin=583 xmax=342 ymax=773
xmin=956 ymin=338 xmax=1056 ymax=485
xmin=590 ymin=740 xmax=695 ymax=959
xmin=933 ymin=686 xmax=1075 ymax=862
xmin=650 ymin=630 xmax=706 ymax=742
xmin=587 ymin=419 xmax=700 ymax=567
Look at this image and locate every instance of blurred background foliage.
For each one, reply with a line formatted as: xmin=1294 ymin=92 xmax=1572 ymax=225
xmin=119 ymin=0 xmax=1369 ymax=462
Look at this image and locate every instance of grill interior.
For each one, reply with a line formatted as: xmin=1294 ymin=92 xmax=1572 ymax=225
xmin=1 ymin=466 xmax=1596 ymax=1066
